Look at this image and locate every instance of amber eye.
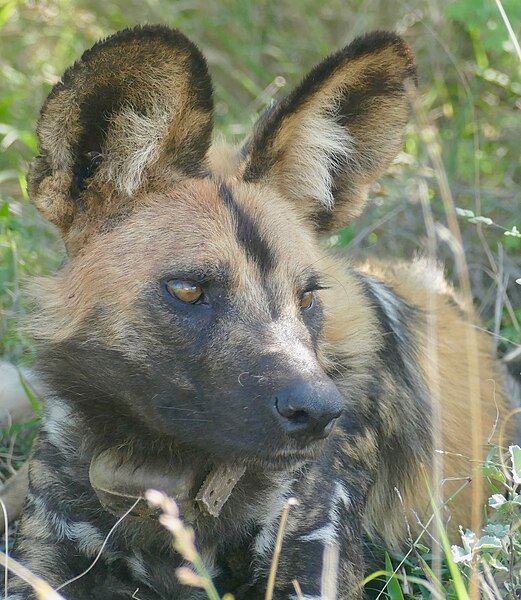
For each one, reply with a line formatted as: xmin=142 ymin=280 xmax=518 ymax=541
xmin=166 ymin=280 xmax=204 ymax=304
xmin=300 ymin=290 xmax=314 ymax=310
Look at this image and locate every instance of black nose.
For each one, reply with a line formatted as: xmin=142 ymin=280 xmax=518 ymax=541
xmin=273 ymin=379 xmax=343 ymax=441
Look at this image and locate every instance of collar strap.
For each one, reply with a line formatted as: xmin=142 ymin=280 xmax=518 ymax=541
xmin=89 ymin=448 xmax=246 ymax=520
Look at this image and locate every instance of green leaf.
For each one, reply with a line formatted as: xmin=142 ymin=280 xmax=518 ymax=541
xmin=489 ymin=493 xmax=507 ymax=509
xmin=474 ymin=535 xmax=502 ymax=550
xmin=18 ymin=370 xmax=42 ymax=414
xmin=385 ymin=553 xmax=405 ymax=600
xmin=438 ymin=522 xmax=470 ymax=599
xmin=482 ymin=553 xmax=508 ymax=572
xmin=483 ymin=463 xmax=506 ymax=483
xmin=0 ymin=0 xmax=17 ymax=28
xmin=484 ymin=522 xmax=509 ymax=538
xmin=2 ymin=418 xmax=40 ymax=436
xmin=451 ymin=545 xmax=472 ymax=564
xmin=509 ymin=445 xmax=521 ymax=484
xmin=459 ymin=528 xmax=477 ymax=554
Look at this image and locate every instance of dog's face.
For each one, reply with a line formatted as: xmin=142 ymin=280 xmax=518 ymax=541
xmin=54 ymin=179 xmax=339 ymax=462
xmin=28 ymin=26 xmax=416 ymax=465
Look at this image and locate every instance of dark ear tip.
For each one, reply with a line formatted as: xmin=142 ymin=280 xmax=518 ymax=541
xmin=80 ymin=23 xmax=203 ymax=57
xmin=44 ymin=25 xmax=211 ymax=110
xmin=342 ymin=30 xmax=417 ymax=82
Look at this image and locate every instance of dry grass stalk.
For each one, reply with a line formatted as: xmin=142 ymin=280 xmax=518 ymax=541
xmin=0 ymin=551 xmax=65 ymax=600
xmin=292 ymin=579 xmax=305 ymax=599
xmin=408 ymin=80 xmax=485 ymax=599
xmin=146 ymin=489 xmax=221 ymax=600
xmin=321 ymin=541 xmax=339 ymax=600
xmin=265 ymin=497 xmax=298 ymax=600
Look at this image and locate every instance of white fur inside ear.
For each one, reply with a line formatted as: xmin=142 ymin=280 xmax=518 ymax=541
xmin=99 ymin=101 xmax=177 ymax=196
xmin=277 ymin=110 xmax=354 ymax=210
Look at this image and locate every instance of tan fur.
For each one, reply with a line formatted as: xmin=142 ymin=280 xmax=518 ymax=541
xmin=207 ymin=141 xmax=243 ymax=178
xmin=264 ymin=112 xmax=354 ymax=211
xmin=18 ymin=28 xmax=517 ymax=596
xmin=359 ymin=261 xmax=513 ymax=544
xmin=31 ymin=179 xmax=323 ymax=350
xmin=30 ymin=175 xmax=513 ymax=546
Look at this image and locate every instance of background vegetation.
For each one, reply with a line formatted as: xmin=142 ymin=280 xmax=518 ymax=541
xmin=0 ymin=0 xmax=520 ymax=597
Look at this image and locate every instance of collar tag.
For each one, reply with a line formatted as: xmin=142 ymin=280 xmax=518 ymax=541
xmin=196 ymin=463 xmax=246 ymax=517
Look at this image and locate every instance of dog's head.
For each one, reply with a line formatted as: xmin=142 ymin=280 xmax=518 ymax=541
xmin=29 ymin=25 xmax=415 ymax=465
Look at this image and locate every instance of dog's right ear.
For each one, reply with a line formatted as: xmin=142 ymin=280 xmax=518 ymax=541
xmin=28 ymin=25 xmax=213 ymax=240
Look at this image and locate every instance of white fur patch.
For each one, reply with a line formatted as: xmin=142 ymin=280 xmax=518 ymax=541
xmin=280 ymin=112 xmax=353 ymax=210
xmin=299 ymin=480 xmax=350 ymax=547
xmin=333 ymin=480 xmax=351 ymax=510
xmin=28 ymin=492 xmax=73 ymax=540
xmin=127 ymin=552 xmax=149 ymax=582
xmin=41 ymin=398 xmax=78 ymax=455
xmin=362 ymin=277 xmax=408 ymax=346
xmin=27 ymin=492 xmax=107 ymax=560
xmin=253 ymin=474 xmax=295 ymax=560
xmin=70 ymin=521 xmax=105 ymax=557
xmin=267 ymin=319 xmax=318 ymax=374
xmin=299 ymin=522 xmax=337 ymax=545
xmin=402 ymin=258 xmax=450 ymax=296
xmin=101 ymin=103 xmax=174 ymax=195
xmin=254 ymin=522 xmax=278 ymax=559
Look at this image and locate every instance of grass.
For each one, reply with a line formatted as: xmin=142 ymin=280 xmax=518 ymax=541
xmin=0 ymin=0 xmax=520 ymax=597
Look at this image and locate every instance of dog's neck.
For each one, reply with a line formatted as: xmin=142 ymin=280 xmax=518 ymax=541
xmin=40 ymin=387 xmax=248 ymax=520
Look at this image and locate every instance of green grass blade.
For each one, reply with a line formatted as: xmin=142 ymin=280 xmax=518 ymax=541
xmin=385 ymin=553 xmax=405 ymax=600
xmin=18 ymin=371 xmax=41 ymax=414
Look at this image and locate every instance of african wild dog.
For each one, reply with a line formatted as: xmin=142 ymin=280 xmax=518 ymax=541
xmin=8 ymin=25 xmax=520 ymax=600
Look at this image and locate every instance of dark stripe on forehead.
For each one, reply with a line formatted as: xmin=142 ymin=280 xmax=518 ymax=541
xmin=218 ymin=183 xmax=276 ymax=274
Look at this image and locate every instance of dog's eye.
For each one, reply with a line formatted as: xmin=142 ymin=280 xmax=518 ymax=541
xmin=300 ymin=290 xmax=314 ymax=310
xmin=166 ymin=280 xmax=204 ymax=304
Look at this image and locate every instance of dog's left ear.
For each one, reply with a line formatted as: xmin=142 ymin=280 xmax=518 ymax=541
xmin=241 ymin=32 xmax=416 ymax=231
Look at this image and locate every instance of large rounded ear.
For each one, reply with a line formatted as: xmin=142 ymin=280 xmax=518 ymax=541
xmin=28 ymin=25 xmax=213 ymax=237
xmin=241 ymin=32 xmax=416 ymax=231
